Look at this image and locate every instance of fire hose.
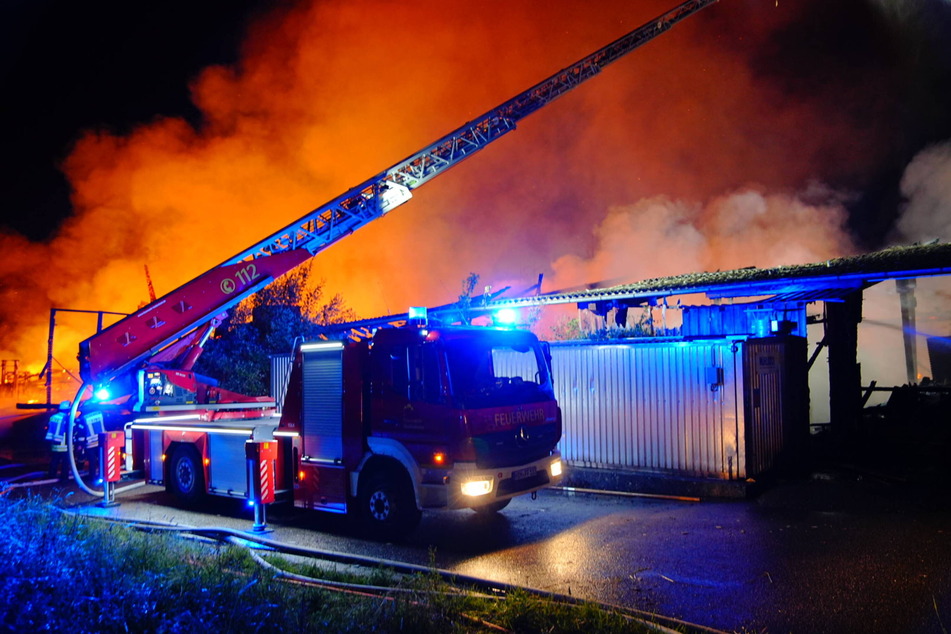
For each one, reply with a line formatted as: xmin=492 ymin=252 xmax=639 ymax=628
xmin=61 ymin=509 xmax=727 ymax=634
xmin=64 ymin=383 xmax=144 ymax=498
xmin=1 ymin=466 xmax=724 ymax=633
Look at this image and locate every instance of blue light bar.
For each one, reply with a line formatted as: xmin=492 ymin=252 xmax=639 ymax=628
xmin=495 ymin=308 xmax=519 ymax=326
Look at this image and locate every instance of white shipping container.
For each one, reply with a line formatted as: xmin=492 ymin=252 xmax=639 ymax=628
xmin=549 ymin=337 xmax=807 ymax=481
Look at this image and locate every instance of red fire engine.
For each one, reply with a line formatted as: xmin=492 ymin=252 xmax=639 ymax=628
xmin=131 ymin=325 xmax=562 ymax=535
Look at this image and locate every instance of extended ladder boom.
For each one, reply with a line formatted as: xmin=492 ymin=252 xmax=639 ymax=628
xmin=79 ymin=0 xmax=717 ymax=386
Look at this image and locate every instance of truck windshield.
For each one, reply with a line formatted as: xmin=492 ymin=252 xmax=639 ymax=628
xmin=443 ymin=334 xmax=553 ymax=409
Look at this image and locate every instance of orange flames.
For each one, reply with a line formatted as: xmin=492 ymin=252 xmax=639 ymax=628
xmin=1 ymin=0 xmax=911 ymax=374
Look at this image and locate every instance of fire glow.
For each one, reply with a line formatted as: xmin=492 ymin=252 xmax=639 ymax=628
xmin=1 ymin=0 xmax=948 ymax=378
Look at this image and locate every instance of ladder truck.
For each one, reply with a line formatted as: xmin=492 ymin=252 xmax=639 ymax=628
xmin=65 ymin=0 xmax=717 ymax=537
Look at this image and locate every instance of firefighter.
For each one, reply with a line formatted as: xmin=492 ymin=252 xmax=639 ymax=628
xmin=45 ymin=402 xmax=71 ymax=481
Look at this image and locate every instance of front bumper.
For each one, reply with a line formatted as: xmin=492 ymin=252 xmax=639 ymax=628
xmin=419 ymin=451 xmax=563 ymax=510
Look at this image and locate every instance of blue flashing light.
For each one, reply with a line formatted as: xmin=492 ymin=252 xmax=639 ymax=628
xmin=94 ymin=387 xmax=111 ymax=401
xmin=408 ymin=306 xmax=428 ymax=320
xmin=247 ymin=499 xmax=256 ymax=507
xmin=494 ymin=308 xmax=519 ymax=326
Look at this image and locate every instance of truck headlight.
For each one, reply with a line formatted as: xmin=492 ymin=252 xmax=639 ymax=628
xmin=460 ymin=477 xmax=494 ymax=497
xmin=550 ymin=460 xmax=563 ymax=478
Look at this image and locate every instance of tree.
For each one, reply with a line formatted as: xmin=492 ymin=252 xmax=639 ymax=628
xmin=194 ymin=263 xmax=356 ymax=395
xmin=549 ymin=316 xmax=582 ymax=341
xmin=456 ymin=272 xmax=480 ymax=326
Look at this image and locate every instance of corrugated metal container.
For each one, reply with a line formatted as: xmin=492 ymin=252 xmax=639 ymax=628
xmin=550 ymin=336 xmax=806 ymax=481
xmin=551 ymin=339 xmax=743 ymax=479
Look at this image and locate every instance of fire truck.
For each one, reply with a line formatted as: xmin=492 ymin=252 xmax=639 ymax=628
xmin=64 ymin=0 xmax=717 ymax=537
xmin=132 ymin=324 xmax=561 ymax=535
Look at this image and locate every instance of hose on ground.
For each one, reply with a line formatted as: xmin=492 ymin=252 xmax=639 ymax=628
xmin=67 ymin=508 xmax=728 ymax=634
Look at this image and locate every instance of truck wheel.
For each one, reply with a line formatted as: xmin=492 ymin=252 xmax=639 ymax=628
xmin=167 ymin=445 xmax=205 ymax=505
xmin=359 ymin=470 xmax=421 ymax=540
xmin=472 ymin=498 xmax=511 ymax=514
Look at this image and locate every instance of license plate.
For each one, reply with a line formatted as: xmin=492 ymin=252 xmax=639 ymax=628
xmin=512 ymin=466 xmax=537 ymax=481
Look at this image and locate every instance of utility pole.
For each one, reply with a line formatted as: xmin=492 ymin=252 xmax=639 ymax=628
xmin=896 ymin=278 xmax=918 ymax=385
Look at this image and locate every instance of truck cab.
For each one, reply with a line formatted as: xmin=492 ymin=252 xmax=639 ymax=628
xmin=279 ymin=325 xmax=563 ymax=537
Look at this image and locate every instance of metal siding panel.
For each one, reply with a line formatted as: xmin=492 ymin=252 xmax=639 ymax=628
xmin=744 ymin=342 xmax=762 ymax=475
xmin=649 ymin=346 xmax=664 ymax=470
xmin=744 ymin=339 xmax=789 ymax=476
xmin=638 ymin=346 xmax=652 ymax=468
xmin=643 ymin=346 xmax=658 ymax=470
xmin=682 ymin=304 xmax=807 ymax=338
xmin=302 ymin=347 xmax=344 ymax=461
xmin=553 ymin=346 xmax=574 ymax=462
xmin=208 ymin=434 xmax=249 ymax=495
xmin=147 ymin=430 xmax=164 ymax=482
xmin=682 ymin=346 xmax=698 ymax=472
xmin=564 ymin=346 xmax=580 ymax=464
xmin=619 ymin=347 xmax=635 ymax=467
xmin=730 ymin=341 xmax=746 ymax=479
xmin=606 ymin=347 xmax=622 ymax=466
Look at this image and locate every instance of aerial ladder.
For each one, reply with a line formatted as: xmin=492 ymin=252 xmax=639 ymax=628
xmin=67 ymin=0 xmax=718 ymax=494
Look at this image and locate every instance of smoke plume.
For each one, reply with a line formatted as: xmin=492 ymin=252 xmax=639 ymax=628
xmin=0 ymin=0 xmax=942 ymax=376
xmin=865 ymin=139 xmax=951 ymax=388
xmin=894 ymin=141 xmax=951 ymax=244
xmin=551 ymin=188 xmax=854 ymax=289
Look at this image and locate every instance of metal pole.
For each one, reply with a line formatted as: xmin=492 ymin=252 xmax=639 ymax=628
xmin=253 ymin=501 xmax=267 ymax=533
xmin=896 ymin=278 xmax=918 ymax=385
xmin=46 ymin=309 xmax=56 ymax=408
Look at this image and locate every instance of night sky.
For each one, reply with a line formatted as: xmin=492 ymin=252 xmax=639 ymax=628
xmin=1 ymin=0 xmax=283 ymax=241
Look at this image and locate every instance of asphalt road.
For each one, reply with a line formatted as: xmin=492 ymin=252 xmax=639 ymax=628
xmin=10 ymin=465 xmax=949 ymax=634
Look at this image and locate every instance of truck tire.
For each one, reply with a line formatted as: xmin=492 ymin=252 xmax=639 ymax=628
xmin=472 ymin=498 xmax=511 ymax=514
xmin=167 ymin=445 xmax=205 ymax=505
xmin=359 ymin=469 xmax=421 ymax=540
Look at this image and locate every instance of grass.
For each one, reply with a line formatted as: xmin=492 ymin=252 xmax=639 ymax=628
xmin=0 ymin=494 xmax=667 ymax=633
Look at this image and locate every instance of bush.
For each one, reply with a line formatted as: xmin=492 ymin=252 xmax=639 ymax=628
xmin=0 ymin=496 xmax=295 ymax=632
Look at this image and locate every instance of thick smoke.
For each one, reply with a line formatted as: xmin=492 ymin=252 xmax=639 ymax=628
xmin=0 ymin=0 xmax=940 ymax=375
xmin=551 ymin=188 xmax=854 ymax=289
xmin=863 ymin=139 xmax=951 ymax=389
xmin=894 ymin=141 xmax=951 ymax=244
